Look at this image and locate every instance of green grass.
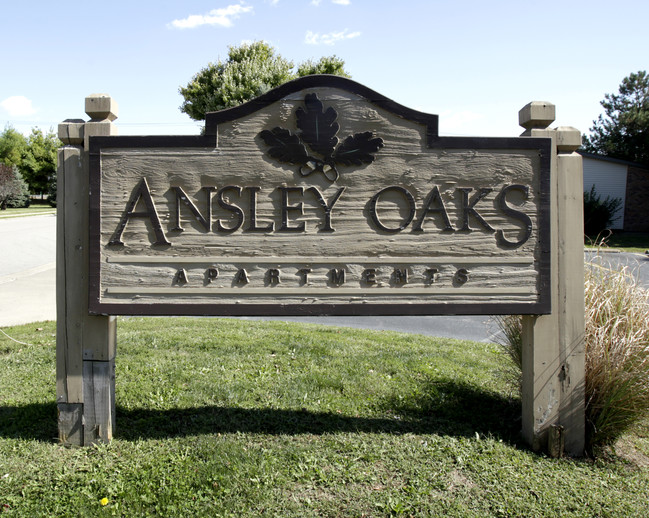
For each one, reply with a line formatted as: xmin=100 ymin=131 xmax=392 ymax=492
xmin=0 ymin=203 xmax=56 ymax=218
xmin=1 ymin=318 xmax=648 ymax=517
xmin=585 ymin=231 xmax=649 ymax=253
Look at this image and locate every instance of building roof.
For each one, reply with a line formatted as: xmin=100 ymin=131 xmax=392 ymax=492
xmin=578 ymin=150 xmax=649 ymax=170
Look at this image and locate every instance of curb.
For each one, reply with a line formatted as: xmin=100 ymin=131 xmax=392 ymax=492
xmin=0 ymin=211 xmax=56 ymax=219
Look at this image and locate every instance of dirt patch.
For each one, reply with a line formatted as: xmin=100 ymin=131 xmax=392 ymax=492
xmin=614 ymin=437 xmax=649 ymax=469
xmin=448 ymin=469 xmax=476 ymax=491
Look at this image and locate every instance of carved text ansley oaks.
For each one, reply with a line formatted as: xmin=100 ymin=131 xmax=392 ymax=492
xmin=108 ymin=179 xmax=534 ymax=249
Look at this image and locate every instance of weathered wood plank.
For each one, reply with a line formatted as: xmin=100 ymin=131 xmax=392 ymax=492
xmin=57 ymin=403 xmax=83 ymax=446
xmin=522 ymin=128 xmax=560 ymax=452
xmin=56 ymin=146 xmax=84 ymax=404
xmin=82 ymin=315 xmax=117 ymax=361
xmin=56 ymin=146 xmax=70 ymax=404
xmin=556 ymin=152 xmax=585 ymax=455
xmin=82 ymin=360 xmax=115 ymax=445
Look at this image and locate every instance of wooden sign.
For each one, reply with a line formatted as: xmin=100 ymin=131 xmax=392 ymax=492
xmin=89 ymin=76 xmax=551 ymax=316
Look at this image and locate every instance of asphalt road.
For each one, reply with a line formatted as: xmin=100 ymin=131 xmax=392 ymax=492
xmin=1 ymin=213 xmax=647 ymax=342
xmin=585 ymin=249 xmax=649 ymax=288
xmin=236 ymin=314 xmax=503 ymax=342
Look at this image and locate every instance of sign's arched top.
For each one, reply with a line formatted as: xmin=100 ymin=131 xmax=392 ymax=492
xmin=204 ymin=75 xmax=439 ymax=140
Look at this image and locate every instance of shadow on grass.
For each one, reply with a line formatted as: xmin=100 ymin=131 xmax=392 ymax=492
xmin=0 ymin=402 xmax=58 ymax=442
xmin=0 ymin=379 xmax=521 ymax=444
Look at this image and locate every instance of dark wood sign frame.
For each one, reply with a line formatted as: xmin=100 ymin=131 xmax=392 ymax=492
xmin=88 ymin=76 xmax=551 ymax=317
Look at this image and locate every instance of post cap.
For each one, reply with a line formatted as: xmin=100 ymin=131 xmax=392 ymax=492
xmin=555 ymin=126 xmax=582 ymax=152
xmin=519 ymin=102 xmax=555 ymax=130
xmin=85 ymin=94 xmax=118 ymax=121
xmin=58 ymin=119 xmax=85 ymax=145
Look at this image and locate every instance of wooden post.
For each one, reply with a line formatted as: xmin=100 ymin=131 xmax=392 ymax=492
xmin=555 ymin=126 xmax=586 ymax=455
xmin=519 ymin=102 xmax=586 ymax=455
xmin=57 ymin=95 xmax=118 ymax=446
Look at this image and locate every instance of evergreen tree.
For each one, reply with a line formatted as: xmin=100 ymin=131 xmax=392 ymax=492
xmin=0 ymin=164 xmax=30 ymax=209
xmin=582 ymin=71 xmax=649 ymax=165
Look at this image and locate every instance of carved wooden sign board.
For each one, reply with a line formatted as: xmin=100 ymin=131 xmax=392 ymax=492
xmin=89 ymin=76 xmax=551 ymax=316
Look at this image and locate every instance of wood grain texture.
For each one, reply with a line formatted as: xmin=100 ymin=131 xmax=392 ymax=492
xmin=555 ymin=152 xmax=586 ymax=455
xmin=91 ymin=87 xmax=550 ymax=314
xmin=56 ymin=147 xmax=84 ymax=403
xmin=521 ymin=133 xmax=586 ymax=455
xmin=82 ymin=360 xmax=115 ymax=445
xmin=57 ymin=403 xmax=83 ymax=445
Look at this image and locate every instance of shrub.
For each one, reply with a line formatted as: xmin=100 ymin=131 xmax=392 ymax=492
xmin=0 ymin=163 xmax=30 ymax=209
xmin=47 ymin=175 xmax=57 ymax=207
xmin=583 ymin=185 xmax=622 ymax=237
xmin=5 ymin=169 xmax=30 ymax=208
xmin=495 ymin=263 xmax=649 ymax=454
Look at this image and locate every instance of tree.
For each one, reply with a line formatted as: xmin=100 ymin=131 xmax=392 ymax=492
xmin=179 ymin=41 xmax=350 ymax=121
xmin=0 ymin=163 xmax=29 ymax=210
xmin=296 ymin=55 xmax=350 ymax=78
xmin=47 ymin=174 xmax=57 ymax=207
xmin=20 ymin=128 xmax=60 ymax=196
xmin=0 ymin=127 xmax=28 ymax=168
xmin=582 ymin=70 xmax=649 ymax=165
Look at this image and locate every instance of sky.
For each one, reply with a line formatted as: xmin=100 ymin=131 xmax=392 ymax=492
xmin=1 ymin=0 xmax=647 ymax=139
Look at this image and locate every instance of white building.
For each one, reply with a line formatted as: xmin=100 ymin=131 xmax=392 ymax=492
xmin=579 ymin=151 xmax=649 ymax=232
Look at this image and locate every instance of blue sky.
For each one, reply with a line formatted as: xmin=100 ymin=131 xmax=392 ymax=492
xmin=1 ymin=0 xmax=647 ymax=138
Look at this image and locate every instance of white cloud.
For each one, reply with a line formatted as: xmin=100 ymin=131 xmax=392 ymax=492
xmin=0 ymin=96 xmax=37 ymax=117
xmin=311 ymin=0 xmax=350 ymax=6
xmin=168 ymin=3 xmax=253 ymax=29
xmin=305 ymin=29 xmax=361 ymax=45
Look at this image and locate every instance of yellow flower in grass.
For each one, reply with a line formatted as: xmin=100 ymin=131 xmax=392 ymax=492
xmin=100 ymin=497 xmax=109 ymax=506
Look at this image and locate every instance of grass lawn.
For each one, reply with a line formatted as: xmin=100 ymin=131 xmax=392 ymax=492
xmin=1 ymin=318 xmax=648 ymax=517
xmin=585 ymin=231 xmax=649 ymax=253
xmin=0 ymin=203 xmax=56 ymax=219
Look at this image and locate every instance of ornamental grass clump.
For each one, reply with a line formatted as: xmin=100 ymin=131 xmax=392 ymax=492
xmin=495 ymin=263 xmax=649 ymax=454
xmin=584 ymin=264 xmax=649 ymax=450
xmin=493 ymin=313 xmax=523 ymax=395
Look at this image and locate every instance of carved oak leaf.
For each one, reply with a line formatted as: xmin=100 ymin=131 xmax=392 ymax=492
xmin=296 ymin=93 xmax=339 ymax=158
xmin=333 ymin=131 xmax=384 ymax=166
xmin=258 ymin=128 xmax=309 ymax=165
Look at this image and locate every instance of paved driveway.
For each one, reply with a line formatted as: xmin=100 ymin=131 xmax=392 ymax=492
xmin=0 ymin=214 xmax=56 ymax=327
xmin=585 ymin=250 xmax=649 ymax=289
